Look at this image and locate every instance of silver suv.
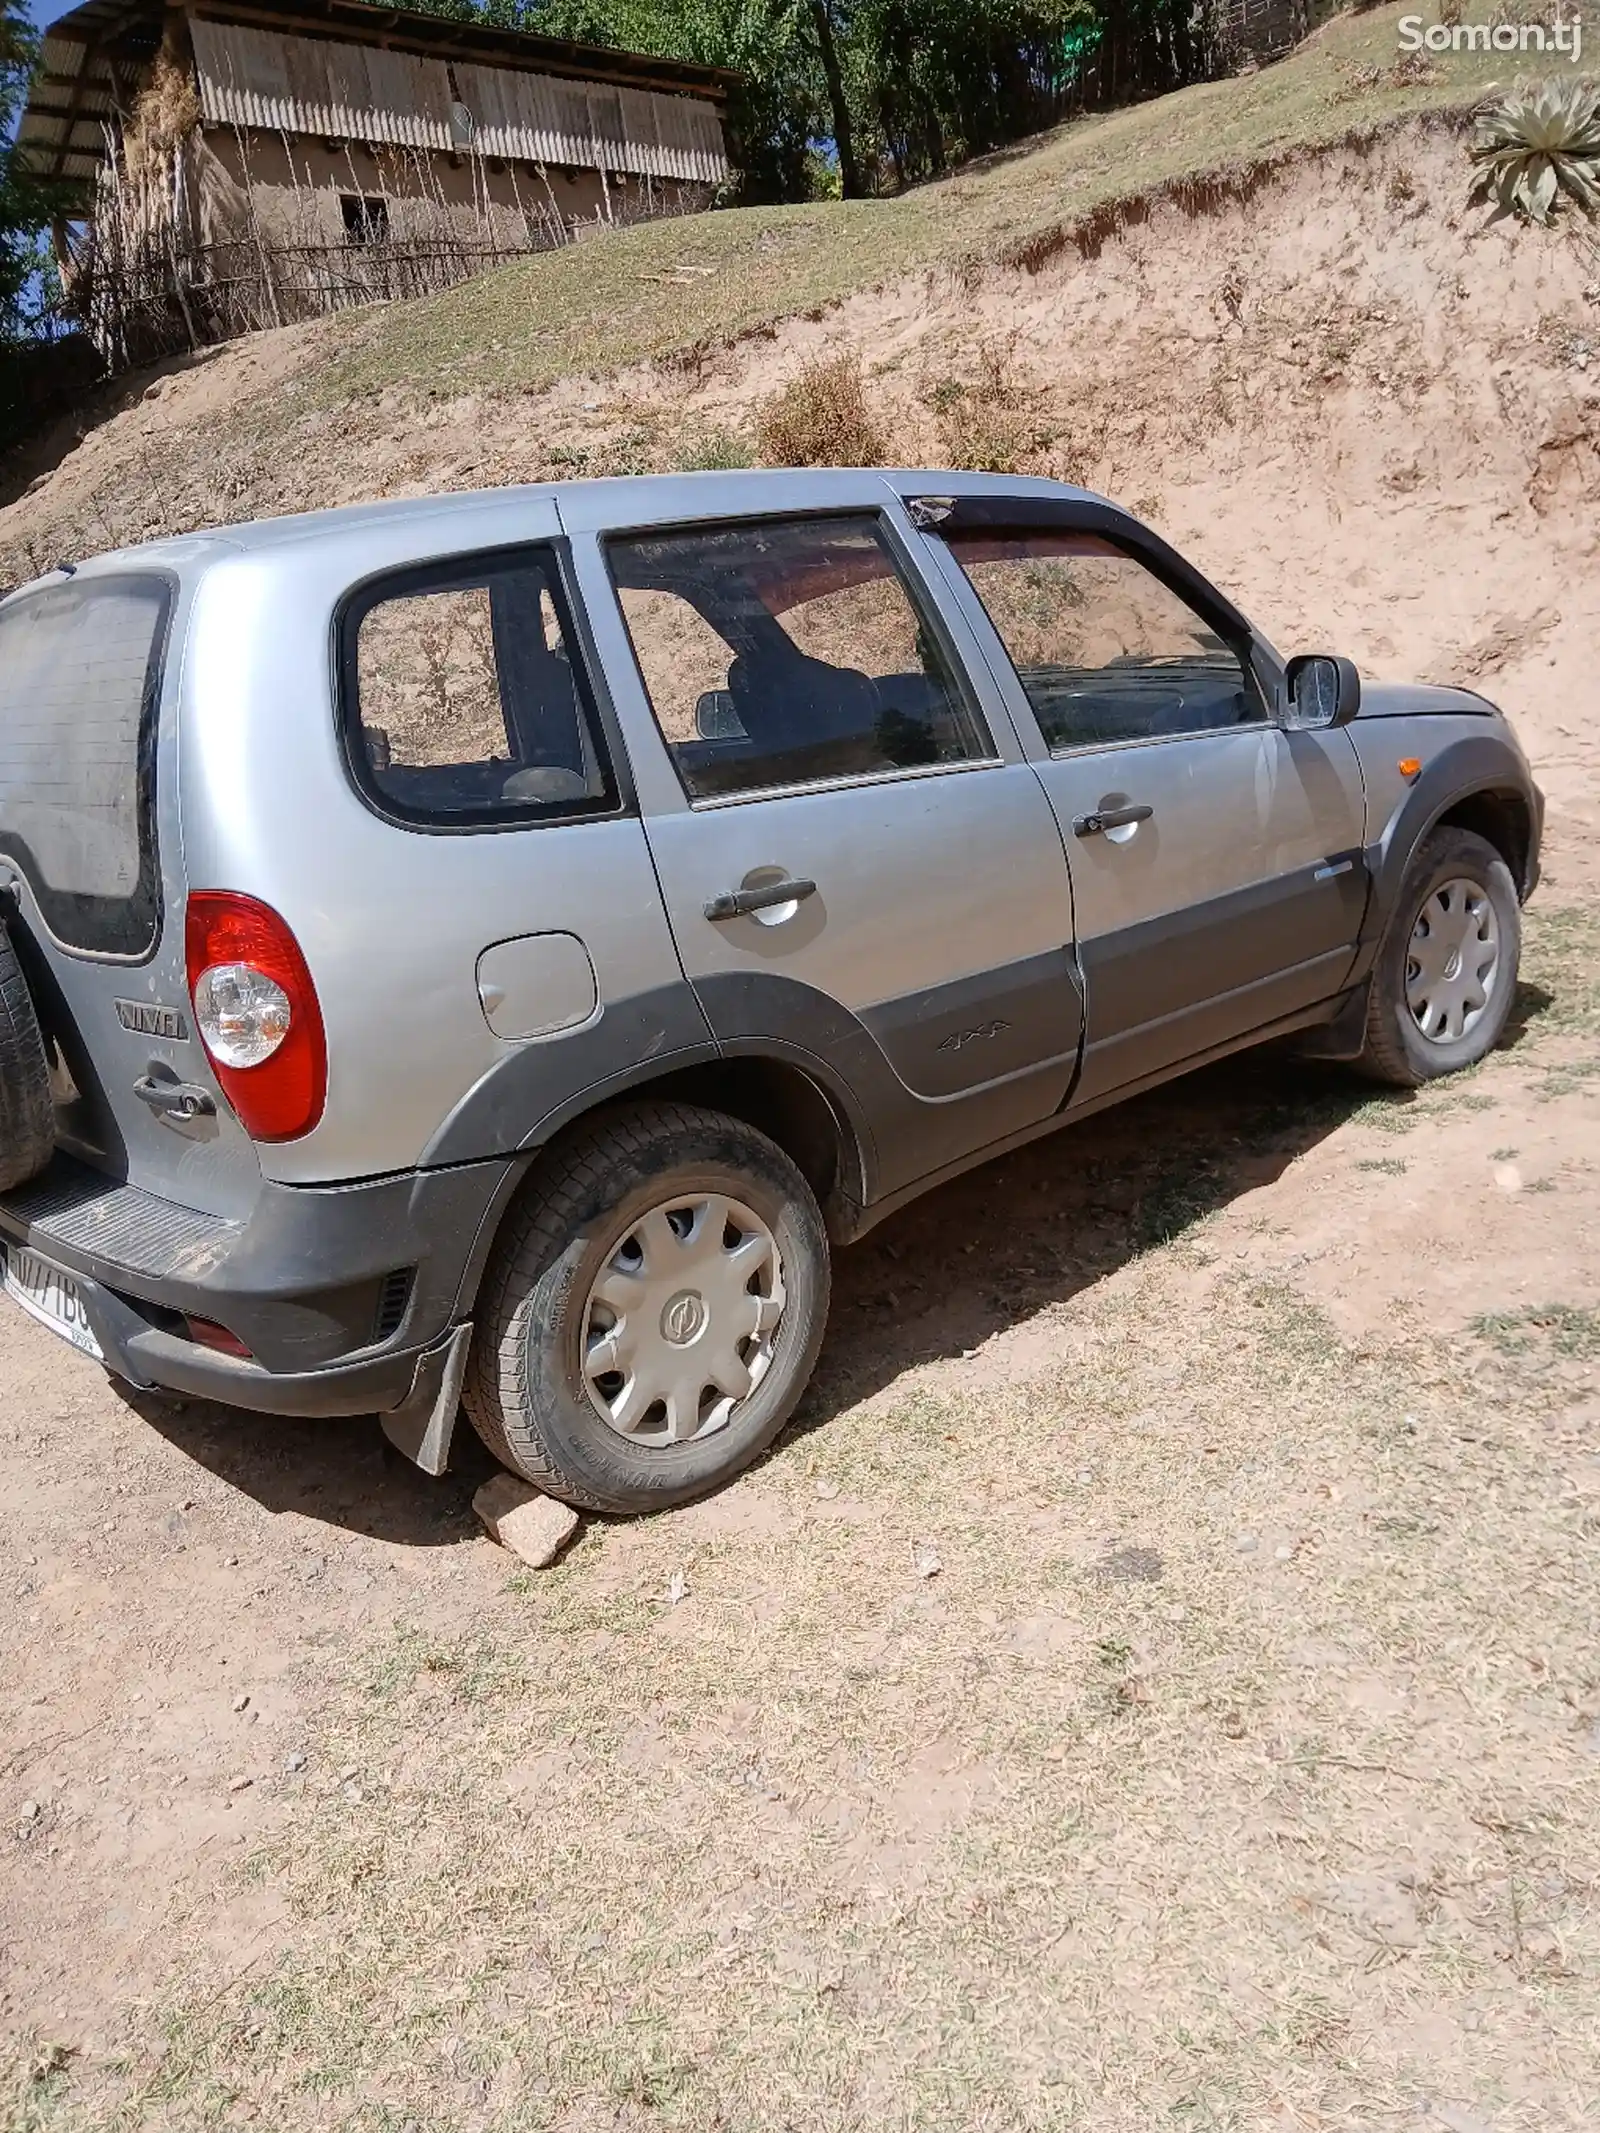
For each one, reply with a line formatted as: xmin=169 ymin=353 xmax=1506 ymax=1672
xmin=0 ymin=472 xmax=1541 ymax=1512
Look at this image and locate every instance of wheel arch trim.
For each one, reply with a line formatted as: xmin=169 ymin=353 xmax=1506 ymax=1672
xmin=446 ymin=1041 xmax=878 ymax=1317
xmin=1352 ymin=735 xmax=1540 ymax=983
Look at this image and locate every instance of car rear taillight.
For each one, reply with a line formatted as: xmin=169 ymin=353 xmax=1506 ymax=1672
xmin=185 ymin=892 xmax=326 ymax=1142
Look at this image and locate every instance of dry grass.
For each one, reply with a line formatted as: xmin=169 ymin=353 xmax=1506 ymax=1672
xmin=10 ymin=905 xmax=1599 ymax=2132
xmin=924 ymin=340 xmax=1054 ymax=476
xmin=754 ymin=353 xmax=891 ymax=468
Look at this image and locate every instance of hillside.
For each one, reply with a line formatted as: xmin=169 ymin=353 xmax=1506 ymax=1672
xmin=0 ymin=4 xmax=1520 ymax=573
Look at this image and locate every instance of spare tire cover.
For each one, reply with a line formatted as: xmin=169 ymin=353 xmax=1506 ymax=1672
xmin=0 ymin=915 xmax=55 ymax=1193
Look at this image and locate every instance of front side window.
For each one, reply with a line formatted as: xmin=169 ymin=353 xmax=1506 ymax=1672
xmin=345 ymin=549 xmax=617 ymax=827
xmin=944 ymin=530 xmax=1259 ymax=753
xmin=0 ymin=573 xmax=171 ymax=957
xmin=608 ymin=514 xmax=992 ymax=802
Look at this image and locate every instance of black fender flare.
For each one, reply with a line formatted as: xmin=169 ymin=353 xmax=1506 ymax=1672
xmin=1349 ymin=733 xmax=1540 ymax=987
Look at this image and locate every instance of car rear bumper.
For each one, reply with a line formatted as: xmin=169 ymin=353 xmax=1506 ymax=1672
xmin=0 ymin=1150 xmax=521 ymax=1415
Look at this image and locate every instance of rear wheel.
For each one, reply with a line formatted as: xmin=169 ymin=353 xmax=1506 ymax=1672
xmin=1354 ymin=826 xmax=1521 ymax=1088
xmin=0 ymin=914 xmax=54 ymax=1193
xmin=466 ymin=1101 xmax=830 ymax=1514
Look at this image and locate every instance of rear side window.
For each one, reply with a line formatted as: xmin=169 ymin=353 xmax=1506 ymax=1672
xmin=343 ymin=548 xmax=618 ymax=828
xmin=0 ymin=574 xmax=171 ymax=957
xmin=608 ymin=514 xmax=992 ymax=802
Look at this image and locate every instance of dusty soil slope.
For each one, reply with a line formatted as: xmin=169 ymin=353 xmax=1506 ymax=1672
xmin=3 ymin=51 xmax=1600 ymax=2133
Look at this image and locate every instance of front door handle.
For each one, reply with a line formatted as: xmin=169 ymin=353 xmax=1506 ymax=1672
xmin=1073 ymin=803 xmax=1154 ymax=838
xmin=704 ymin=878 xmax=817 ymax=922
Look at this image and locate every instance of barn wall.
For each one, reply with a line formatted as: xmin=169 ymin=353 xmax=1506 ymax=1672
xmin=195 ymin=128 xmax=702 ymax=248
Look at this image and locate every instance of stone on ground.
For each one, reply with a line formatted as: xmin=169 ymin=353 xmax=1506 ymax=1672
xmin=472 ymin=1475 xmax=580 ymax=1569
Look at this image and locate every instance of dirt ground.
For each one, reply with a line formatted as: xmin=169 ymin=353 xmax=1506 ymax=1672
xmin=3 ymin=120 xmax=1600 ymax=2133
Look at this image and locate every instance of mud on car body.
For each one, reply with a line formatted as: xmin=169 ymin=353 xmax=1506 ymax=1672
xmin=0 ymin=472 xmax=1542 ymax=1512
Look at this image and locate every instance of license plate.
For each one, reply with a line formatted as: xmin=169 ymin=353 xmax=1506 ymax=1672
xmin=0 ymin=1242 xmax=104 ymax=1360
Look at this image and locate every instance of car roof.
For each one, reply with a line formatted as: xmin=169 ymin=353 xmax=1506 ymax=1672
xmin=5 ymin=469 xmax=1109 ymax=598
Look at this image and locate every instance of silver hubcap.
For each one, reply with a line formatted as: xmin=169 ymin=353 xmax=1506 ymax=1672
xmin=580 ymin=1194 xmax=786 ymax=1446
xmin=1405 ymin=876 xmax=1500 ymax=1045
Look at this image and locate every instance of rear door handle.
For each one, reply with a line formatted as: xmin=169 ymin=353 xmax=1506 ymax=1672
xmin=1073 ymin=804 xmax=1154 ymax=838
xmin=704 ymin=878 xmax=817 ymax=921
xmin=133 ymin=1074 xmax=216 ymax=1120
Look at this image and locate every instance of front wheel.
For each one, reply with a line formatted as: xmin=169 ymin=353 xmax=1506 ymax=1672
xmin=1354 ymin=825 xmax=1522 ymax=1088
xmin=465 ymin=1101 xmax=831 ymax=1514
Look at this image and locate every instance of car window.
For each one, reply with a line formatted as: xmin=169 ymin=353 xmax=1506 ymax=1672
xmin=347 ymin=549 xmax=617 ymax=827
xmin=943 ymin=530 xmax=1259 ymax=752
xmin=0 ymin=574 xmax=170 ymax=957
xmin=608 ymin=514 xmax=992 ymax=801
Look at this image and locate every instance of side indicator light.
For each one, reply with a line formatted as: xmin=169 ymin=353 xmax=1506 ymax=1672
xmin=1399 ymin=757 xmax=1422 ymax=781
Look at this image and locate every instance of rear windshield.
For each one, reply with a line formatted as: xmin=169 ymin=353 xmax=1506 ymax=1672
xmin=0 ymin=574 xmax=172 ymax=956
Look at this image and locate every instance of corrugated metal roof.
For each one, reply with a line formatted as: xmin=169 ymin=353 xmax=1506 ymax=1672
xmin=456 ymin=63 xmax=728 ymax=183
xmin=14 ymin=27 xmax=126 ymax=184
xmin=33 ymin=0 xmax=737 ymax=100
xmin=19 ymin=0 xmax=732 ymax=193
xmin=191 ymin=19 xmax=454 ymax=150
xmin=190 ymin=20 xmax=728 ymax=180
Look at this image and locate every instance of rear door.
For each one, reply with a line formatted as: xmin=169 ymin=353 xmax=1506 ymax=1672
xmin=918 ymin=501 xmax=1369 ymax=1104
xmin=566 ymin=494 xmax=1083 ymax=1201
xmin=0 ymin=564 xmax=272 ymax=1217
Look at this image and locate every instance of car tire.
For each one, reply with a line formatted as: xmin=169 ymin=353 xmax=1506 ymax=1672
xmin=465 ymin=1100 xmax=831 ymax=1515
xmin=0 ymin=914 xmax=54 ymax=1194
xmin=1353 ymin=826 xmax=1521 ymax=1089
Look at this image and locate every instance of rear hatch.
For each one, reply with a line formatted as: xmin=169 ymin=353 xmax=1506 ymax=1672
xmin=0 ymin=561 xmax=262 ymax=1222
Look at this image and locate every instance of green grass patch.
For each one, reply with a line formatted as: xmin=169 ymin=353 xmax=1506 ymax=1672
xmin=1472 ymin=1302 xmax=1600 ymax=1360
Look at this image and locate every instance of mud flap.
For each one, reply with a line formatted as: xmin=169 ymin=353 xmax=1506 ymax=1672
xmin=381 ymin=1322 xmax=473 ymax=1476
xmin=1292 ymin=984 xmax=1370 ymax=1064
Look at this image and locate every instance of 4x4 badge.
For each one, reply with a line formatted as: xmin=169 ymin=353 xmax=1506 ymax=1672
xmin=115 ymin=1000 xmax=189 ymax=1041
xmin=939 ymin=1017 xmax=1012 ymax=1054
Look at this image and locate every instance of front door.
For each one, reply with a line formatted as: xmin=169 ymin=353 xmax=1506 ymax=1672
xmin=923 ymin=510 xmax=1369 ymax=1104
xmin=576 ymin=504 xmax=1083 ymax=1200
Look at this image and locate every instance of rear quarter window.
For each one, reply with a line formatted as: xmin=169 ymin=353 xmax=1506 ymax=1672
xmin=0 ymin=574 xmax=172 ymax=957
xmin=340 ymin=548 xmax=619 ymax=830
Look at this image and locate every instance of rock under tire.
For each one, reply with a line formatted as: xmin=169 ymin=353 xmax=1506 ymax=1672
xmin=464 ymin=1100 xmax=831 ymax=1515
xmin=0 ymin=916 xmax=54 ymax=1194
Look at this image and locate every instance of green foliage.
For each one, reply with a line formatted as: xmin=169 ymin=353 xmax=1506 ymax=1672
xmin=1469 ymin=75 xmax=1600 ymax=224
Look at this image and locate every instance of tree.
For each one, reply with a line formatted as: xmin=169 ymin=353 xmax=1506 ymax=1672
xmin=1 ymin=0 xmax=54 ymax=342
xmin=803 ymin=0 xmax=861 ymax=197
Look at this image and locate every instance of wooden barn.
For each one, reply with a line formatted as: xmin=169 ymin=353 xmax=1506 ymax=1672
xmin=17 ymin=0 xmax=736 ymax=365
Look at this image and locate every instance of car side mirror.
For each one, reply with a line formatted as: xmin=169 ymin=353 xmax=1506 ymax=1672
xmin=1284 ymin=654 xmax=1361 ymax=730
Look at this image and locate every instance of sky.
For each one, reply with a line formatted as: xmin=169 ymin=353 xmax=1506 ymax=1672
xmin=27 ymin=0 xmax=83 ymax=31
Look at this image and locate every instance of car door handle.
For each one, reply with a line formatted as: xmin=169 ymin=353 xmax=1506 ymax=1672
xmin=133 ymin=1074 xmax=216 ymax=1120
xmin=704 ymin=878 xmax=817 ymax=922
xmin=1073 ymin=804 xmax=1154 ymax=838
